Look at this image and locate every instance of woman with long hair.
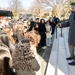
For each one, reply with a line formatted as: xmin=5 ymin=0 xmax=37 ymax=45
xmin=39 ymin=19 xmax=46 ymax=48
xmin=12 ymin=27 xmax=40 ymax=75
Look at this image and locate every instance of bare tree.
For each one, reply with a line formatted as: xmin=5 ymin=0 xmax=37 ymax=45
xmin=60 ymin=0 xmax=75 ymax=19
xmin=9 ymin=0 xmax=23 ymax=15
xmin=29 ymin=0 xmax=44 ymax=18
xmin=29 ymin=0 xmax=70 ymax=18
xmin=43 ymin=0 xmax=68 ymax=18
xmin=29 ymin=0 xmax=75 ymax=19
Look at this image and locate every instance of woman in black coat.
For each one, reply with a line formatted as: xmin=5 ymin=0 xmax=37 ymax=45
xmin=39 ymin=19 xmax=46 ymax=47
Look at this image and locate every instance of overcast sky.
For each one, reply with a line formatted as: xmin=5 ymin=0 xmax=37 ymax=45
xmin=0 ymin=0 xmax=35 ymax=9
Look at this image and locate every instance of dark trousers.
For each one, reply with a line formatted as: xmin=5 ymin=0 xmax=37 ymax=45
xmin=39 ymin=33 xmax=46 ymax=47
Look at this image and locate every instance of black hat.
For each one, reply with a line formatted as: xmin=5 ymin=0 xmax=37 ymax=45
xmin=70 ymin=2 xmax=75 ymax=6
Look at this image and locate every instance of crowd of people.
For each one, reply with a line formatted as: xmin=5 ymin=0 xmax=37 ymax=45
xmin=0 ymin=2 xmax=75 ymax=75
xmin=16 ymin=16 xmax=59 ymax=48
xmin=0 ymin=15 xmax=59 ymax=75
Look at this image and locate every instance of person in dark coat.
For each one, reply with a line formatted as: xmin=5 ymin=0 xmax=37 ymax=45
xmin=39 ymin=19 xmax=46 ymax=48
xmin=34 ymin=18 xmax=41 ymax=51
xmin=57 ymin=2 xmax=75 ymax=66
xmin=53 ymin=16 xmax=60 ymax=25
xmin=34 ymin=18 xmax=40 ymax=32
xmin=28 ymin=18 xmax=36 ymax=31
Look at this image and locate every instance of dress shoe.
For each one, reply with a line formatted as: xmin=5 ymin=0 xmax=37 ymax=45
xmin=66 ymin=57 xmax=74 ymax=60
xmin=68 ymin=61 xmax=75 ymax=66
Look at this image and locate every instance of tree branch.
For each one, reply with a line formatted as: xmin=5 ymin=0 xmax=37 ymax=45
xmin=44 ymin=0 xmax=54 ymax=7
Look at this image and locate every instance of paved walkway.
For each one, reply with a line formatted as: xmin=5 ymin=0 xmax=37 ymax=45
xmin=38 ymin=45 xmax=52 ymax=75
xmin=46 ymin=28 xmax=75 ymax=75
